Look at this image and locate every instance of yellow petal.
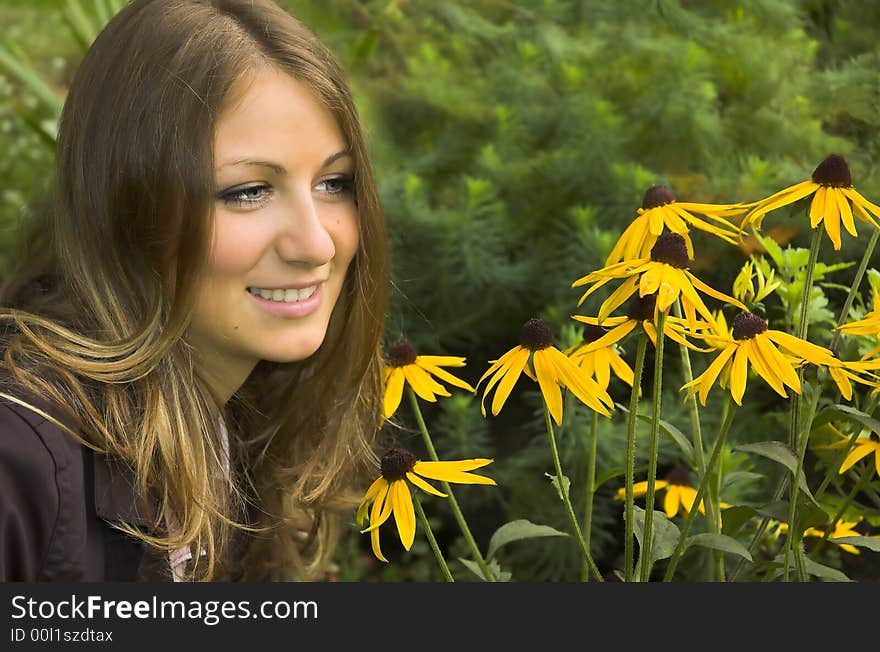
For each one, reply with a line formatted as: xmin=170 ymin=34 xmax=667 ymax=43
xmin=392 ymin=480 xmax=416 ymax=551
xmin=664 ymin=486 xmax=679 ymax=517
xmin=839 ymin=442 xmax=873 ymax=474
xmin=533 ymin=348 xmax=564 ymax=425
xmin=403 ymin=364 xmax=451 ymax=402
xmin=491 ymin=347 xmax=530 ymax=416
xmin=414 ymin=459 xmax=494 ymax=474
xmin=824 ymin=187 xmax=842 ymax=250
xmin=546 ymin=347 xmax=613 ymax=416
xmin=357 ymin=477 xmax=386 ymax=524
xmin=417 ymin=360 xmax=476 ymax=393
xmin=415 ymin=355 xmax=467 ymax=367
xmin=598 ymin=275 xmax=640 ymax=322
xmin=729 ymin=343 xmax=750 ymax=405
xmin=836 ymin=188 xmax=857 ymax=237
xmin=810 ymin=186 xmax=826 ymax=228
xmin=747 ymin=337 xmax=788 ymax=398
xmin=692 ymin=343 xmax=737 ymax=406
xmin=361 ymin=481 xmax=393 ymax=534
xmin=754 ymin=333 xmax=801 ymax=392
xmin=406 ymin=471 xmax=447 ymax=497
xmin=383 ymin=368 xmax=406 ymax=419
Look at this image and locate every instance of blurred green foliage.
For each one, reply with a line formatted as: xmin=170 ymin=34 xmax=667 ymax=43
xmin=1 ymin=0 xmax=879 ymax=581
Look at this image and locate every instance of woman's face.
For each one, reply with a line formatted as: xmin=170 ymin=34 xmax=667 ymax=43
xmin=186 ymin=66 xmax=359 ymax=401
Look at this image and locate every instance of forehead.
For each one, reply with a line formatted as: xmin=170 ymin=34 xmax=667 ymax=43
xmin=214 ymin=66 xmax=347 ymax=167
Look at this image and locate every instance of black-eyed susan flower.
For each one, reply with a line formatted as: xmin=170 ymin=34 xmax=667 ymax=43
xmin=572 ymin=292 xmax=713 ymax=356
xmin=838 ymin=431 xmax=880 ymax=478
xmin=357 ymin=448 xmax=496 ymax=562
xmin=682 ymin=311 xmax=875 ymax=405
xmin=606 ymin=185 xmax=747 ymax=265
xmin=382 ymin=340 xmax=476 ymax=420
xmin=836 ymin=286 xmax=880 ymax=359
xmin=566 ymin=323 xmax=635 ymax=390
xmin=742 ymin=154 xmax=880 ymax=251
xmin=476 ymin=318 xmax=614 ymax=426
xmin=573 ymin=232 xmax=748 ymax=327
xmin=804 ymin=519 xmax=876 ymax=555
xmin=613 ymin=465 xmax=730 ymax=518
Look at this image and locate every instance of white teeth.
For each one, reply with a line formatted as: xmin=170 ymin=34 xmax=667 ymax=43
xmin=248 ymin=285 xmax=318 ymax=303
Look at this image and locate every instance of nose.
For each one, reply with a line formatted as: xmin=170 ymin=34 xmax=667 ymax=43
xmin=275 ymin=191 xmax=336 ymax=266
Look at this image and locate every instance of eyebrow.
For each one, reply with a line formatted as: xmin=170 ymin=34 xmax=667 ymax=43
xmin=217 ymin=149 xmax=352 ymax=173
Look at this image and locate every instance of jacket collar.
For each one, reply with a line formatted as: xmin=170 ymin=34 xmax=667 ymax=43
xmin=92 ymin=451 xmax=158 ymax=527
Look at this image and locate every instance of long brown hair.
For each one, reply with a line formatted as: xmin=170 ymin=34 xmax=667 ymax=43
xmin=0 ymin=0 xmax=388 ymax=581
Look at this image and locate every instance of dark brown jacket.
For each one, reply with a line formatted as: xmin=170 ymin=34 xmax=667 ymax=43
xmin=0 ymin=387 xmax=173 ymax=581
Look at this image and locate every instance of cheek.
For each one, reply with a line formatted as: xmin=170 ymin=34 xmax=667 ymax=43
xmin=209 ymin=219 xmax=268 ymax=276
xmin=332 ymin=209 xmax=360 ymax=268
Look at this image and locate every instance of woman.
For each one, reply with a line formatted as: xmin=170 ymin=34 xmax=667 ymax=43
xmin=0 ymin=0 xmax=389 ymax=581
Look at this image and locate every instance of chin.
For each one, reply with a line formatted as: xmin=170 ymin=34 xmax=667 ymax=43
xmin=263 ymin=329 xmax=329 ymax=364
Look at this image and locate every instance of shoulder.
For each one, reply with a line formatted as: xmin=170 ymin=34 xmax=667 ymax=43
xmin=0 ymin=382 xmax=87 ymax=581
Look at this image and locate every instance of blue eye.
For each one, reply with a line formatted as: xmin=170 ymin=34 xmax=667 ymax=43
xmin=218 ymin=184 xmax=272 ymax=208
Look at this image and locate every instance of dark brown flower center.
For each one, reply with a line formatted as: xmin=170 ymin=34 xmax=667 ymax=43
xmin=650 ymin=232 xmax=690 ymax=269
xmin=581 ymin=323 xmax=607 ymax=343
xmin=812 ymin=154 xmax=852 ymax=188
xmin=731 ymin=312 xmax=768 ymax=340
xmin=627 ymin=293 xmax=657 ymax=321
xmin=381 ymin=448 xmax=417 ymax=481
xmin=666 ymin=465 xmax=692 ymax=486
xmin=521 ymin=318 xmax=553 ymax=350
xmin=642 ymin=185 xmax=677 ymax=210
xmin=387 ymin=340 xmax=417 ymax=367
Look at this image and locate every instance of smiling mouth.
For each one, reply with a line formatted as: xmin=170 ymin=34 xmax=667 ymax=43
xmin=246 ymin=285 xmax=318 ymax=303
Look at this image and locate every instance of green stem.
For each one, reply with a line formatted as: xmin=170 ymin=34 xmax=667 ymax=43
xmin=822 ymin=463 xmax=872 ymax=542
xmin=790 ymin=228 xmax=822 ymax=448
xmin=406 ymin=387 xmax=495 ymax=582
xmin=783 ymin=371 xmax=823 ymax=581
xmin=830 ymin=228 xmax=880 ymax=353
xmin=581 ymin=409 xmax=599 ymax=582
xmin=412 ymin=493 xmax=454 ymax=582
xmin=663 ymin=393 xmax=737 ymax=581
xmin=624 ymin=331 xmax=649 ymax=582
xmin=639 ymin=309 xmax=667 ymax=582
xmin=543 ymin=403 xmax=604 ymax=582
xmin=672 ymin=300 xmax=707 ymax=475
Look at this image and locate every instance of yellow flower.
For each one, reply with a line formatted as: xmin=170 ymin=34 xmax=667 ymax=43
xmin=836 ymin=285 xmax=880 ymax=359
xmin=804 ymin=520 xmax=873 ymax=555
xmin=573 ymin=232 xmax=748 ymax=328
xmin=682 ymin=311 xmax=873 ymax=406
xmin=476 ymin=317 xmax=614 ymax=426
xmin=571 ymin=292 xmax=713 ymax=357
xmin=741 ymin=154 xmax=880 ymax=251
xmin=566 ymin=323 xmax=635 ymax=390
xmin=357 ymin=448 xmax=496 ymax=562
xmin=613 ymin=465 xmax=730 ymax=518
xmin=382 ymin=340 xmax=475 ymax=419
xmin=606 ymin=185 xmax=746 ymax=265
xmin=838 ymin=432 xmax=880 ymax=478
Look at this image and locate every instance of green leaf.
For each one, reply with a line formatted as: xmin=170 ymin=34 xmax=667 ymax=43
xmin=458 ymin=557 xmax=512 ymax=582
xmin=545 ymin=472 xmax=571 ymax=502
xmin=0 ymin=44 xmax=65 ymax=114
xmin=630 ymin=505 xmax=681 ymax=571
xmin=722 ymin=471 xmax=764 ymax=489
xmin=594 ymin=467 xmax=626 ymax=490
xmin=616 ymin=404 xmax=695 ymax=462
xmin=733 ymin=441 xmax=818 ymax=504
xmin=755 ymin=499 xmax=828 ymax=534
xmin=812 ymin=404 xmax=880 ymax=435
xmin=720 ymin=504 xmax=760 ymax=537
xmin=828 ymin=536 xmax=880 ymax=553
xmin=769 ymin=554 xmax=852 ymax=582
xmin=486 ymin=519 xmax=569 ymax=560
xmin=685 ymin=533 xmax=753 ymax=561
